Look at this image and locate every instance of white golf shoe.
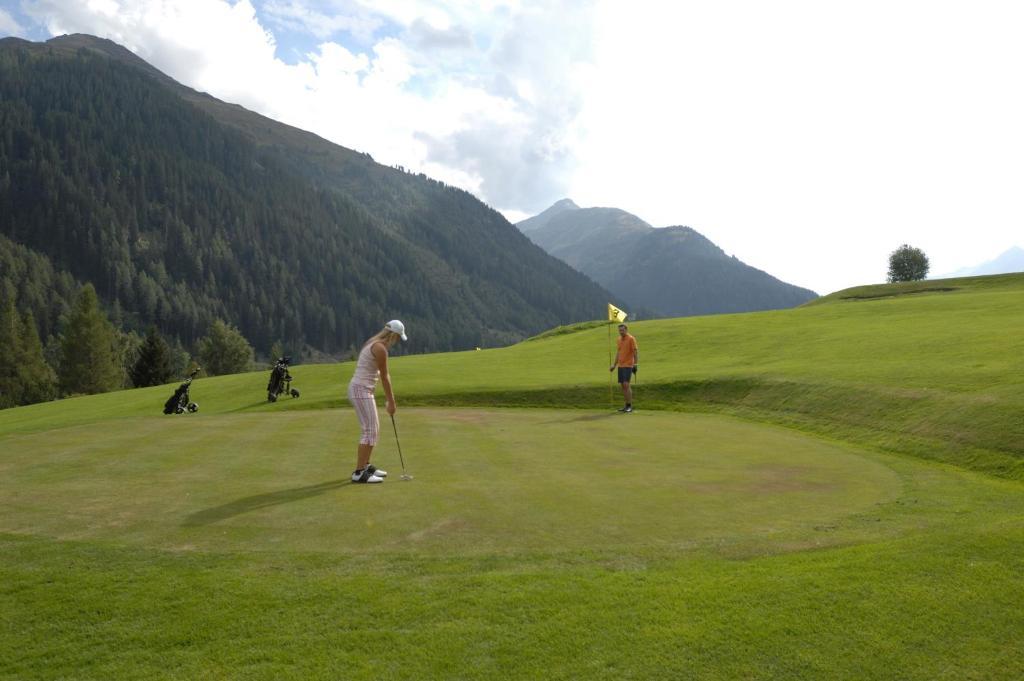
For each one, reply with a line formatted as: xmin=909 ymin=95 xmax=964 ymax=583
xmin=366 ymin=464 xmax=388 ymax=478
xmin=352 ymin=468 xmax=384 ymax=483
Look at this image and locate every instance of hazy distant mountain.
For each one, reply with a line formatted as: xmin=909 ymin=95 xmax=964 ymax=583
xmin=518 ymin=200 xmax=818 ymax=317
xmin=939 ymin=247 xmax=1024 ymax=278
xmin=0 ymin=35 xmax=615 ymax=356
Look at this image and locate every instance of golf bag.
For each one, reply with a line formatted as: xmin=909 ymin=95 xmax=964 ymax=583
xmin=267 ymin=356 xmax=300 ymax=402
xmin=163 ymin=368 xmax=200 ymax=415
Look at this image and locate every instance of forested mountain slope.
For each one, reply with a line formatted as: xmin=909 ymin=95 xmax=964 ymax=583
xmin=0 ymin=35 xmax=612 ymax=356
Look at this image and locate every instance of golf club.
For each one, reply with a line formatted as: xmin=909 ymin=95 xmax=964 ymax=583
xmin=390 ymin=413 xmax=413 ymax=480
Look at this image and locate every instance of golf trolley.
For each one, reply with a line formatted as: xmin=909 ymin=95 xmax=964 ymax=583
xmin=267 ymin=356 xmax=300 ymax=402
xmin=163 ymin=368 xmax=200 ymax=415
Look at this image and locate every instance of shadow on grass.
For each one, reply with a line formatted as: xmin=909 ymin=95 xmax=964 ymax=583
xmin=227 ymin=399 xmax=280 ymax=412
xmin=541 ymin=412 xmax=619 ymax=424
xmin=183 ymin=479 xmax=350 ymax=527
xmin=228 ymin=397 xmax=342 ymax=414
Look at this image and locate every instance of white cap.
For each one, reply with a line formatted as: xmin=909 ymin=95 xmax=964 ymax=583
xmin=385 ymin=319 xmax=408 ymax=341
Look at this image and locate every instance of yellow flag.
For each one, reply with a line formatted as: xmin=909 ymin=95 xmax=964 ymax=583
xmin=607 ymin=303 xmax=627 ymax=323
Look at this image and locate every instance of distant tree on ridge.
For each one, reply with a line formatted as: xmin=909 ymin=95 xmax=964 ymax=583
xmin=888 ymin=244 xmax=930 ymax=282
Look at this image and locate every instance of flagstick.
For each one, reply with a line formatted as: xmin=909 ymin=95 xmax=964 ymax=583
xmin=607 ymin=321 xmax=614 ymax=408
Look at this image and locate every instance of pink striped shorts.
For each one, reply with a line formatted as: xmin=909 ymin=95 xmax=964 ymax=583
xmin=347 ymin=383 xmax=379 ymax=445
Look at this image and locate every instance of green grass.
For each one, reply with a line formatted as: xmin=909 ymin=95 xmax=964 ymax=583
xmin=3 ymin=408 xmax=1023 ymax=679
xmin=2 ymin=273 xmax=1023 ymax=678
xmin=0 ymin=409 xmax=904 ymax=554
xmin=5 ymin=273 xmax=1019 ymax=476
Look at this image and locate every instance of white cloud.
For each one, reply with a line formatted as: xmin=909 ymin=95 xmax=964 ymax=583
xmin=0 ymin=8 xmax=26 ymax=35
xmin=261 ymin=0 xmax=383 ymax=42
xmin=407 ymin=17 xmax=472 ymax=50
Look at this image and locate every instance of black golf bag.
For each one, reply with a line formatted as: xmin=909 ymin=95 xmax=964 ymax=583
xmin=163 ymin=368 xmax=200 ymax=414
xmin=267 ymin=356 xmax=300 ymax=402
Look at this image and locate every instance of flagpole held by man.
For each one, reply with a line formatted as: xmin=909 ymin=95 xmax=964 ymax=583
xmin=606 ymin=304 xmax=637 ymax=412
xmin=606 ymin=303 xmax=626 ymax=406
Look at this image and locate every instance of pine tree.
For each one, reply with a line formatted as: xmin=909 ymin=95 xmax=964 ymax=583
xmin=59 ymin=283 xmax=122 ymax=395
xmin=131 ymin=325 xmax=176 ymax=387
xmin=0 ymin=293 xmax=20 ymax=408
xmin=115 ymin=328 xmax=144 ymax=388
xmin=16 ymin=311 xmax=57 ymax=404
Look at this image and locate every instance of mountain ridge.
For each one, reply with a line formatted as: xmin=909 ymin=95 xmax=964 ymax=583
xmin=518 ymin=199 xmax=817 ymax=317
xmin=939 ymin=246 xmax=1024 ymax=279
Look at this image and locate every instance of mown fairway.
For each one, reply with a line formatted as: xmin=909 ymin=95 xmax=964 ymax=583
xmin=2 ymin=409 xmax=903 ymax=555
xmin=2 ymin=274 xmax=1024 ymax=679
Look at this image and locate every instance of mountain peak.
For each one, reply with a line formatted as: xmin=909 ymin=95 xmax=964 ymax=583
xmin=517 ymin=198 xmax=580 ymax=233
xmin=40 ymin=34 xmax=174 ymax=85
xmin=47 ymin=34 xmax=144 ymax=63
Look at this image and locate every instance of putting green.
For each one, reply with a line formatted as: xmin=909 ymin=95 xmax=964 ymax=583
xmin=0 ymin=408 xmax=902 ymax=556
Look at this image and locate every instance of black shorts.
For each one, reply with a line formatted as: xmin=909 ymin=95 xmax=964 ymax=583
xmin=617 ymin=367 xmax=633 ymax=383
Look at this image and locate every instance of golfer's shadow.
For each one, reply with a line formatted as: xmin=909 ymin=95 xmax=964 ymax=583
xmin=541 ymin=412 xmax=617 ymax=425
xmin=182 ymin=479 xmax=350 ymax=527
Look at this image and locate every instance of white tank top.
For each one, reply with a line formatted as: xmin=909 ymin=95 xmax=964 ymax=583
xmin=349 ymin=342 xmax=381 ymax=389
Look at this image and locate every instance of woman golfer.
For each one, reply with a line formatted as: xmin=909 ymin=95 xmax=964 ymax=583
xmin=348 ymin=320 xmax=407 ymax=483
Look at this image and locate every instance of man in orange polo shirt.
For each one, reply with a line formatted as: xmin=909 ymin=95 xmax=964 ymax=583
xmin=609 ymin=323 xmax=638 ymax=412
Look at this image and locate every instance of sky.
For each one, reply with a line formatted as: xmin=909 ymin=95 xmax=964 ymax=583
xmin=2 ymin=0 xmax=1022 ymax=294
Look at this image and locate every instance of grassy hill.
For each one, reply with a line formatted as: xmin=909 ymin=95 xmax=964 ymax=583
xmin=5 ymin=272 xmax=1020 ymax=477
xmin=1 ymin=273 xmax=1022 ymax=678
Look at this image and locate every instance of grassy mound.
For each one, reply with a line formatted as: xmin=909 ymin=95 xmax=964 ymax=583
xmin=807 ymin=271 xmax=1024 ymax=304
